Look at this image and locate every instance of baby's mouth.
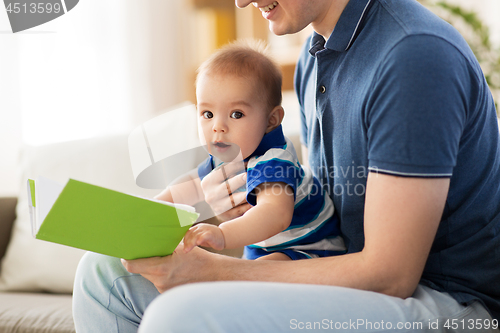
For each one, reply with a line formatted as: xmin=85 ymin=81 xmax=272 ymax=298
xmin=211 ymin=142 xmax=241 ymax=162
xmin=213 ymin=142 xmax=231 ymax=149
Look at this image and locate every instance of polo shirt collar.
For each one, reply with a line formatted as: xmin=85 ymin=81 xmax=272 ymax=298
xmin=309 ymin=0 xmax=373 ymax=55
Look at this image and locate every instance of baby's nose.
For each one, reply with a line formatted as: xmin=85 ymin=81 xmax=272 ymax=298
xmin=213 ymin=119 xmax=227 ymax=133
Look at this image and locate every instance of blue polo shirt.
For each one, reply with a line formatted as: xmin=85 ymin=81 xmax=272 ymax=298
xmin=295 ymin=0 xmax=500 ymax=319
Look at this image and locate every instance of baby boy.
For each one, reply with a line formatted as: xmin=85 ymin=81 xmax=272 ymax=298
xmin=156 ymin=41 xmax=345 ymax=260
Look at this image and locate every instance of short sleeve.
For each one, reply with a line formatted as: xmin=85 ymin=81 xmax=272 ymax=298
xmin=366 ymin=35 xmax=470 ymax=177
xmin=246 ymin=148 xmax=302 ymax=206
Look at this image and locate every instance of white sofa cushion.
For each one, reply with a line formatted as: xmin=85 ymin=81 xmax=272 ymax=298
xmin=0 ymin=292 xmax=75 ymax=333
xmin=0 ymin=134 xmax=158 ymax=293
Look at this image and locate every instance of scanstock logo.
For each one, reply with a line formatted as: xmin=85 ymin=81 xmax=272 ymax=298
xmin=3 ymin=0 xmax=79 ymax=33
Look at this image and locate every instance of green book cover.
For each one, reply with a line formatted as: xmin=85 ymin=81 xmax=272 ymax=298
xmin=27 ymin=177 xmax=199 ymax=260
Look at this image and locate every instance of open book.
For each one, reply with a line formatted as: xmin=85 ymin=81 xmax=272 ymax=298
xmin=27 ymin=177 xmax=199 ymax=260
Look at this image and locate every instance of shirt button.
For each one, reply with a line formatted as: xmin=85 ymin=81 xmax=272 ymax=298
xmin=319 ymin=85 xmax=326 ymax=94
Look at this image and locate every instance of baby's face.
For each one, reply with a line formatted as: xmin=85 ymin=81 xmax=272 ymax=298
xmin=196 ymin=73 xmax=270 ymax=161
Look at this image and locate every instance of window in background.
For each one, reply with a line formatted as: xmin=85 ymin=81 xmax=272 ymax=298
xmin=16 ymin=1 xmax=133 ymax=146
xmin=0 ymin=0 xmax=192 ymax=196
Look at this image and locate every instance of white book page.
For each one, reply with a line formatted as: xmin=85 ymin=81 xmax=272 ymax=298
xmin=129 ymin=193 xmax=197 ymax=214
xmin=34 ymin=177 xmax=66 ymax=235
xmin=27 ymin=181 xmax=37 ymax=237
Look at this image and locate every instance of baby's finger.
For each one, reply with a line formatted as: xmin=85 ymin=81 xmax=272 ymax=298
xmin=224 ymin=173 xmax=247 ymax=196
xmin=221 ymin=159 xmax=246 ymax=178
xmin=199 ymin=167 xmax=226 ymax=190
xmin=183 ymin=240 xmax=197 ymax=253
xmin=200 ymin=174 xmax=230 ymax=202
xmin=182 ymin=233 xmax=197 ymax=253
xmin=216 ymin=202 xmax=252 ymax=222
xmin=231 ymin=191 xmax=248 ymax=206
xmin=231 ymin=202 xmax=252 ymax=218
xmin=195 ymin=233 xmax=211 ymax=247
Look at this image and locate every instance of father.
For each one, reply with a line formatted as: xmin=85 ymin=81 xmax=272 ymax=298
xmin=73 ymin=0 xmax=500 ymax=332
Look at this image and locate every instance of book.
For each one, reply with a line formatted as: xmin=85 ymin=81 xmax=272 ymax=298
xmin=27 ymin=177 xmax=199 ymax=260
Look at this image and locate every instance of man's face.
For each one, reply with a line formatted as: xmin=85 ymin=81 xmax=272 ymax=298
xmin=235 ymin=0 xmax=334 ymax=36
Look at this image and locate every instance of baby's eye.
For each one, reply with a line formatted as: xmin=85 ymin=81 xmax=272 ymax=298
xmin=202 ymin=111 xmax=213 ymax=119
xmin=230 ymin=111 xmax=243 ymax=119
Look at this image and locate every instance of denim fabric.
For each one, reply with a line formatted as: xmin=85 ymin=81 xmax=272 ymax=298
xmin=73 ymin=252 xmax=496 ymax=333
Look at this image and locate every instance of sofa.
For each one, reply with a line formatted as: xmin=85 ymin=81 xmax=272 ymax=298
xmin=0 ymin=101 xmax=303 ymax=333
xmin=0 ymin=196 xmax=76 ymax=333
xmin=0 ymin=133 xmax=156 ymax=333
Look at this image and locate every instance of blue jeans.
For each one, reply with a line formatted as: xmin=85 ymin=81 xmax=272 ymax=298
xmin=73 ymin=252 xmax=497 ymax=333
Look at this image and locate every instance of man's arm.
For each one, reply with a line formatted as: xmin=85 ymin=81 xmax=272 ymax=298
xmin=213 ymin=173 xmax=448 ymax=296
xmin=123 ymin=172 xmax=449 ymax=297
xmin=360 ymin=172 xmax=449 ymax=297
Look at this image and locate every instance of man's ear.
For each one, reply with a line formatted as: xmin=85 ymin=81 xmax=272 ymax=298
xmin=266 ymin=106 xmax=284 ymax=133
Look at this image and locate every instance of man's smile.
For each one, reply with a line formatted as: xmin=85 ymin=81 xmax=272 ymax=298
xmin=259 ymin=1 xmax=278 ymax=13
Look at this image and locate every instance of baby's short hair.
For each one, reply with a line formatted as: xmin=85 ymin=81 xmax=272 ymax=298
xmin=196 ymin=39 xmax=282 ymax=110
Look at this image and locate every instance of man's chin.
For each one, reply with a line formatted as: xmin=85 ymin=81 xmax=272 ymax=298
xmin=269 ymin=22 xmax=301 ymax=36
xmin=269 ymin=24 xmax=288 ymax=36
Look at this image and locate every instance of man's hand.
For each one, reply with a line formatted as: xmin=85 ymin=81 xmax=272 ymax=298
xmin=200 ymin=160 xmax=251 ymax=222
xmin=121 ymin=244 xmax=225 ymax=294
xmin=183 ymin=223 xmax=225 ymax=252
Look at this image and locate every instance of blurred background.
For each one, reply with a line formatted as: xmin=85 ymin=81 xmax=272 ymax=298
xmin=0 ymin=0 xmax=499 ymax=197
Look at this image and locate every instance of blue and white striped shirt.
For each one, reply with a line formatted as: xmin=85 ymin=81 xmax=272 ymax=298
xmin=198 ymin=125 xmax=345 ymax=259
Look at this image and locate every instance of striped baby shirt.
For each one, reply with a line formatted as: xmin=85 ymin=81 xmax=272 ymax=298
xmin=198 ymin=125 xmax=345 ymax=260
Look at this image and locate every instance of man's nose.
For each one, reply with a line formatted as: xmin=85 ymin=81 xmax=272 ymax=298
xmin=235 ymin=0 xmax=253 ymax=8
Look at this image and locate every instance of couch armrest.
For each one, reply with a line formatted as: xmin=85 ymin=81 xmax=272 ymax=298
xmin=0 ymin=197 xmax=17 ymax=261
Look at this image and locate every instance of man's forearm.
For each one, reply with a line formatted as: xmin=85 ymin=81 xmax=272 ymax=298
xmin=210 ymin=250 xmax=407 ymax=298
xmin=122 ymin=240 xmax=409 ymax=298
xmin=210 ymin=174 xmax=449 ymax=300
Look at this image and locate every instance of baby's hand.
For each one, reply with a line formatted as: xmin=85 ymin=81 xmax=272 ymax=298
xmin=183 ymin=223 xmax=225 ymax=253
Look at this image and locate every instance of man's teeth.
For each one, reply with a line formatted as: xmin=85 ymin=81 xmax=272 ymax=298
xmin=261 ymin=1 xmax=278 ymax=12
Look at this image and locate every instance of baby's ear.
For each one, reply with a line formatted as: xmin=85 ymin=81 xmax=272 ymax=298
xmin=266 ymin=106 xmax=284 ymax=133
